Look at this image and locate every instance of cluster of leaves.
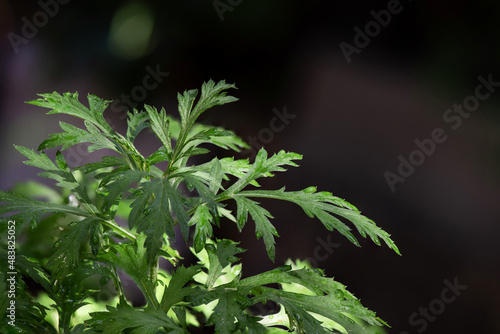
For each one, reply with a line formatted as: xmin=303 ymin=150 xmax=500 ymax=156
xmin=0 ymin=80 xmax=399 ymax=333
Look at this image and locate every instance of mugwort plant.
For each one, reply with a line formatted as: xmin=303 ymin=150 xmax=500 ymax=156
xmin=0 ymin=80 xmax=399 ymax=333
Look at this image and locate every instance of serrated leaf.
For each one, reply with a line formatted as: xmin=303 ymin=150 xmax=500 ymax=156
xmin=177 ymin=88 xmax=198 ymax=129
xmin=75 ymin=155 xmax=126 ymax=174
xmin=95 ymin=234 xmax=159 ymax=308
xmin=128 ymin=180 xmax=174 ymax=264
xmin=98 ymin=169 xmax=151 ymax=213
xmin=160 ymin=265 xmax=202 ymax=312
xmin=39 ymin=121 xmax=115 ymax=154
xmin=194 ymin=157 xmax=260 ymax=187
xmin=126 ymin=110 xmax=150 ymax=142
xmin=237 ymin=188 xmax=400 ymax=254
xmin=145 ymin=105 xmax=172 ymax=152
xmin=179 ymin=167 xmax=223 ymax=205
xmin=189 ymin=204 xmax=214 ymax=253
xmin=182 ymin=146 xmax=211 ymax=157
xmin=184 ymin=124 xmax=249 ymax=153
xmin=14 ymin=145 xmax=95 ymax=207
xmin=170 ymin=80 xmax=239 ymax=169
xmin=46 ymin=217 xmax=99 ymax=281
xmin=224 ymin=148 xmax=301 ymax=196
xmin=129 ymin=178 xmax=190 ymax=264
xmin=165 ymin=115 xmax=247 ymax=154
xmin=207 ymin=289 xmax=250 ymax=334
xmin=146 ymin=146 xmax=170 ymax=165
xmin=190 ymin=80 xmax=238 ymax=121
xmin=50 ymin=261 xmax=113 ymax=333
xmin=188 ymin=285 xmax=266 ymax=334
xmin=9 ymin=252 xmax=51 ymax=292
xmin=205 ymin=239 xmax=245 ymax=289
xmin=233 ymin=196 xmax=278 ymax=261
xmin=88 ymin=305 xmax=186 ymax=334
xmin=28 ymin=92 xmax=114 ymax=134
xmin=234 ymin=266 xmax=387 ymax=333
xmin=0 ymin=190 xmax=91 ymax=236
xmin=0 ymin=257 xmax=57 ymax=333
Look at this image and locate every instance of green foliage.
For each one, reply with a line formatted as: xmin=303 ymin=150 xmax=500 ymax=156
xmin=0 ymin=80 xmax=398 ymax=333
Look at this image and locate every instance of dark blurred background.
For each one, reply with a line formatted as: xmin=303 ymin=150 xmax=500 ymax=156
xmin=1 ymin=0 xmax=499 ymax=333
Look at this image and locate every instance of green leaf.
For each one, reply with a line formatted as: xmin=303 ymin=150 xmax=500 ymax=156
xmin=170 ymin=80 xmax=238 ymax=169
xmin=234 ymin=266 xmax=387 ymax=333
xmin=38 ymin=121 xmax=116 ymax=152
xmin=206 ymin=289 xmax=250 ymax=334
xmin=185 ymin=124 xmax=248 ymax=153
xmin=0 ymin=256 xmax=57 ymax=334
xmin=233 ymin=196 xmax=278 ymax=261
xmin=98 ymin=169 xmax=151 ymax=213
xmin=146 ymin=146 xmax=170 ymax=165
xmin=14 ymin=253 xmax=52 ymax=292
xmin=237 ymin=188 xmax=400 ymax=254
xmin=177 ymin=88 xmax=198 ymax=129
xmin=28 ymin=92 xmax=114 ymax=134
xmin=88 ymin=305 xmax=186 ymax=334
xmin=14 ymin=146 xmax=95 ymax=207
xmin=189 ymin=204 xmax=214 ymax=253
xmin=129 ymin=179 xmax=189 ymax=264
xmin=224 ymin=148 xmax=301 ymax=196
xmin=160 ymin=265 xmax=202 ymax=312
xmin=194 ymin=157 xmax=260 ymax=187
xmin=205 ymin=239 xmax=245 ymax=289
xmin=0 ymin=190 xmax=91 ymax=236
xmin=8 ymin=85 xmax=399 ymax=334
xmin=50 ymin=261 xmax=113 ymax=333
xmin=175 ymin=79 xmax=239 ymax=133
xmin=47 ymin=217 xmax=99 ymax=281
xmin=126 ymin=109 xmax=150 ymax=143
xmin=181 ymin=146 xmax=211 ymax=158
xmin=145 ymin=105 xmax=172 ymax=152
xmin=96 ymin=234 xmax=159 ymax=308
xmin=190 ymin=80 xmax=238 ymax=122
xmin=75 ymin=155 xmax=126 ymax=174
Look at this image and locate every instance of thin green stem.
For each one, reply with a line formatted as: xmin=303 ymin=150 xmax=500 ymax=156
xmin=149 ymin=254 xmax=159 ymax=298
xmin=140 ymin=278 xmax=160 ymax=309
xmin=102 ymin=219 xmax=137 ymax=241
xmin=110 ymin=265 xmax=127 ymax=305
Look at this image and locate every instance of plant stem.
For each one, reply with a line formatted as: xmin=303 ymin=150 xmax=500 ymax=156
xmin=110 ymin=265 xmax=127 ymax=305
xmin=102 ymin=219 xmax=137 ymax=241
xmin=149 ymin=254 xmax=159 ymax=293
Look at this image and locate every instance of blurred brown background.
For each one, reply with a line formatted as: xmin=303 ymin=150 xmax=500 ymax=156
xmin=1 ymin=0 xmax=499 ymax=333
